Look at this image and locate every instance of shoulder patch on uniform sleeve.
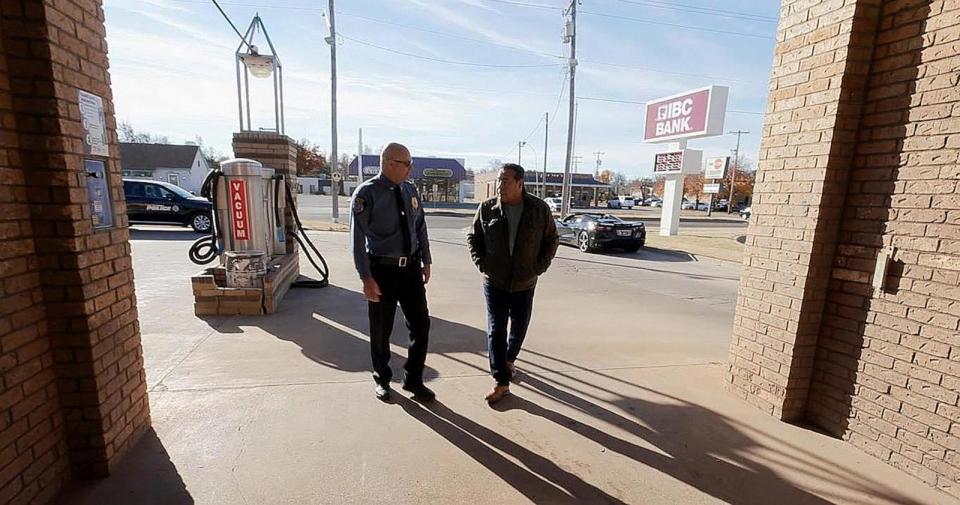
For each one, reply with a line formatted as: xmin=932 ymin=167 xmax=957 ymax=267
xmin=353 ymin=196 xmax=366 ymax=213
xmin=411 ymin=196 xmax=419 ymax=210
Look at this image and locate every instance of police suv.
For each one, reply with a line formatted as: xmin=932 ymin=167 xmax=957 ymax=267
xmin=122 ymin=178 xmax=213 ymax=232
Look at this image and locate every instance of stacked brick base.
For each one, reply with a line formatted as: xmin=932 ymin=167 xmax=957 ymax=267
xmin=192 ymin=253 xmax=300 ymax=316
xmin=730 ymin=0 xmax=960 ymax=499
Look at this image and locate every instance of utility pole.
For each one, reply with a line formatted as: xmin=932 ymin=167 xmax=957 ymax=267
xmin=593 ymin=151 xmax=604 ymax=176
xmin=542 ymin=112 xmax=548 ymax=198
xmin=560 ymin=0 xmax=577 ymax=217
xmin=727 ymin=130 xmax=748 ymax=213
xmin=324 ymin=2 xmax=340 ymax=221
xmin=358 ymin=127 xmax=363 ymax=182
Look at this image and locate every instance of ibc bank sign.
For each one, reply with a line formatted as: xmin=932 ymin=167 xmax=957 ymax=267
xmin=644 ymin=85 xmax=728 ymax=143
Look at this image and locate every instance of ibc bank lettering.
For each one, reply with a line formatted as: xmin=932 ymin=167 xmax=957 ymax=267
xmin=655 ymin=98 xmax=695 ymax=136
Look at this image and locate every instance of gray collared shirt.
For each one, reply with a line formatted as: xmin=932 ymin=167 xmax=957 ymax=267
xmin=350 ymin=173 xmax=432 ymax=279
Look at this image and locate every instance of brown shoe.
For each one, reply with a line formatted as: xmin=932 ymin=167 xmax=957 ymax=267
xmin=485 ymin=385 xmax=511 ymax=403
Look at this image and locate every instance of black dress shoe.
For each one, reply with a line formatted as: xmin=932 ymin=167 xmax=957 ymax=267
xmin=375 ymin=383 xmax=391 ymax=401
xmin=402 ymin=382 xmax=436 ymax=401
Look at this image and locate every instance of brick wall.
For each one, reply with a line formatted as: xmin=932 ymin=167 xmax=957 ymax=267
xmin=0 ymin=20 xmax=71 ymax=505
xmin=807 ymin=0 xmax=960 ymax=496
xmin=732 ymin=0 xmax=960 ymax=499
xmin=1 ymin=1 xmax=151 ymax=503
xmin=727 ymin=0 xmax=882 ymax=420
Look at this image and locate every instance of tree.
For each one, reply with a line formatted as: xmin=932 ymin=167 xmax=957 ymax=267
xmin=481 ymin=158 xmax=504 ymax=173
xmin=293 ymin=139 xmax=328 ymax=177
xmin=191 ymin=136 xmax=229 ymax=169
xmin=683 ymin=173 xmax=705 ymax=204
xmin=653 ymin=175 xmax=666 ymax=197
xmin=118 ymin=121 xmax=168 ymax=144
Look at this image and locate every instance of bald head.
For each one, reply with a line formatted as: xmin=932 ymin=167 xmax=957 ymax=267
xmin=380 ymin=142 xmax=412 ymax=185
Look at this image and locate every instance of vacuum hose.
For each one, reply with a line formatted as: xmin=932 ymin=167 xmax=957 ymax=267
xmin=188 ymin=169 xmax=222 ymax=265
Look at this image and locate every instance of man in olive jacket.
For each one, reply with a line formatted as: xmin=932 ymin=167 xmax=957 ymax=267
xmin=467 ymin=163 xmax=559 ymax=403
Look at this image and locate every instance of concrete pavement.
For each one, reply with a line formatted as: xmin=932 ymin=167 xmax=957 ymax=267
xmin=55 ymin=226 xmax=958 ymax=505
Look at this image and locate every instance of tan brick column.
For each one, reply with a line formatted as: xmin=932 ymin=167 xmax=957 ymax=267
xmin=233 ymin=132 xmax=299 ymax=253
xmin=1 ymin=1 xmax=150 ymax=501
xmin=727 ymin=0 xmax=882 ymax=420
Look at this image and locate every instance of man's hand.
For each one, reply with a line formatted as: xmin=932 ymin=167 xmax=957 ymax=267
xmin=362 ymin=277 xmax=381 ymax=302
xmin=422 ymin=265 xmax=431 ymax=285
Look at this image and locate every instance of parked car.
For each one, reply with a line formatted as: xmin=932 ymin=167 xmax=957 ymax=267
xmin=606 ymin=199 xmax=622 ymax=209
xmin=645 ymin=198 xmax=662 ymax=208
xmin=739 ymin=206 xmax=752 ymax=220
xmin=556 ymin=213 xmax=645 ymax=253
xmin=545 ymin=197 xmax=562 ymax=212
xmin=617 ymin=196 xmax=635 ymax=209
xmin=681 ymin=200 xmax=696 ymax=210
xmin=123 ymin=178 xmax=213 ymax=232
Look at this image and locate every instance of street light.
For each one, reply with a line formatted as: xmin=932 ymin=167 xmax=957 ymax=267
xmin=239 ymin=45 xmax=275 ymax=78
xmin=235 ymin=15 xmax=284 ymax=134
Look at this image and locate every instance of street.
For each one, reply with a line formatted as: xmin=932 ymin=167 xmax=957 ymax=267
xmin=294 ymin=194 xmax=749 ymax=230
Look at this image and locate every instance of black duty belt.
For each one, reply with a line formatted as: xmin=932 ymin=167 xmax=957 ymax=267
xmin=370 ymin=255 xmax=418 ymax=267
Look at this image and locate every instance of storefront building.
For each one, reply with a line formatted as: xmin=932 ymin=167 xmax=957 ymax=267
xmin=348 ymin=155 xmax=467 ymax=203
xmin=474 ymin=171 xmax=611 ymax=206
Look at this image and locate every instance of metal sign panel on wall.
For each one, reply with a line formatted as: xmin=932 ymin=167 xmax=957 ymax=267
xmin=703 ymin=183 xmax=721 ymax=194
xmin=704 ymin=156 xmax=729 ymax=179
xmin=78 ymin=90 xmax=109 ymax=157
xmin=85 ymin=159 xmax=113 ymax=229
xmin=643 ymin=85 xmax=728 ymax=143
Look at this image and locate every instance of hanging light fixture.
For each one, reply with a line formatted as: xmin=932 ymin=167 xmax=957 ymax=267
xmin=233 ymin=14 xmax=285 ymax=133
xmin=239 ymin=45 xmax=274 ymax=79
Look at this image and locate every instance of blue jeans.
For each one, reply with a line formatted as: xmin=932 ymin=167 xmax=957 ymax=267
xmin=484 ymin=284 xmax=535 ymax=386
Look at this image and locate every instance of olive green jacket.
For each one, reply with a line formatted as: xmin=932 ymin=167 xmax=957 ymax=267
xmin=466 ymin=192 xmax=559 ymax=292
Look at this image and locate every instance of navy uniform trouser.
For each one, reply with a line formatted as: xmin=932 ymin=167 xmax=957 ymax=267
xmin=368 ymin=261 xmax=430 ymax=387
xmin=484 ymin=283 xmax=535 ymax=386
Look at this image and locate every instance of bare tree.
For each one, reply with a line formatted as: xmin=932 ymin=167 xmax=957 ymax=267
xmin=118 ymin=121 xmax=169 ymax=144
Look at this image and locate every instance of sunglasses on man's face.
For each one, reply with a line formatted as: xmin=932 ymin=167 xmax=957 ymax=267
xmin=391 ymin=159 xmax=413 ymax=168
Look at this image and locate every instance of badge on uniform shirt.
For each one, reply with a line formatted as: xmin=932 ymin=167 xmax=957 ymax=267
xmin=411 ymin=196 xmax=419 ymax=210
xmin=353 ymin=197 xmax=366 ymax=213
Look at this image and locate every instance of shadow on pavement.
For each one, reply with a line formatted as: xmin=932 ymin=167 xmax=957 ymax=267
xmin=55 ymin=429 xmax=193 ymax=505
xmin=130 ymin=227 xmax=204 ymax=241
xmin=510 ymin=350 xmax=927 ymax=505
xmin=398 ymin=397 xmax=627 ymax=504
xmin=209 ymin=284 xmax=487 ymax=382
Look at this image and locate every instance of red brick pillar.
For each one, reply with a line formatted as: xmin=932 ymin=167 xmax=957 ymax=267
xmin=232 ymin=132 xmax=299 ymax=253
xmin=727 ymin=0 xmax=882 ymax=421
xmin=0 ymin=1 xmax=150 ymax=502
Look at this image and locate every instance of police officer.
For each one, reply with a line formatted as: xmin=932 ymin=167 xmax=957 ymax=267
xmin=350 ymin=142 xmax=435 ymax=402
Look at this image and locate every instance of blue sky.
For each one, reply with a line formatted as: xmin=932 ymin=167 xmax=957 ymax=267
xmin=102 ymin=0 xmax=780 ymax=178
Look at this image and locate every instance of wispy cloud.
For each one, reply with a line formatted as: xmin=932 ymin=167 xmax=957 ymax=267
xmin=404 ymin=0 xmax=558 ymax=60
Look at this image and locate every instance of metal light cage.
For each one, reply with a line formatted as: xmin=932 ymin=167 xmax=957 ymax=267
xmin=236 ymin=15 xmax=284 ymax=134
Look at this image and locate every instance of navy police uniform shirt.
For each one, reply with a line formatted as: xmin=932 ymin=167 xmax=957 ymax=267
xmin=350 ymin=173 xmax=432 ymax=279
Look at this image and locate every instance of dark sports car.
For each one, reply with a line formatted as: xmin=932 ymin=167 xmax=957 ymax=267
xmin=556 ymin=213 xmax=645 ymax=253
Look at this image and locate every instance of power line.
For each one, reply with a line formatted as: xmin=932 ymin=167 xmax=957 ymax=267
xmin=500 ymin=67 xmax=566 ymax=159
xmin=612 ymin=0 xmax=778 ymax=23
xmin=579 ymin=59 xmax=767 ymax=87
xmin=476 ymin=0 xmax=563 ymax=10
xmin=576 ymin=96 xmax=764 ymax=115
xmin=339 ymin=33 xmax=563 ymax=68
xmin=579 ymin=10 xmax=775 ymax=40
xmin=336 ymin=11 xmax=564 ymax=60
